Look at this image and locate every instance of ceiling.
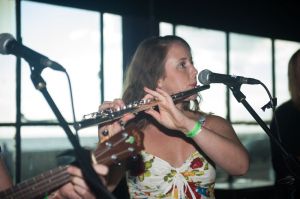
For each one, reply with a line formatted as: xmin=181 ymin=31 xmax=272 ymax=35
xmin=29 ymin=0 xmax=300 ymax=42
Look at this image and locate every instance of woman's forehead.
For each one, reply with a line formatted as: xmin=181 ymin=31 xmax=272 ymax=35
xmin=166 ymin=42 xmax=191 ymax=56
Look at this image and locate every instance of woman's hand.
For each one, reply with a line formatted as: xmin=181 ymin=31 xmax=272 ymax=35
xmin=143 ymin=87 xmax=195 ymax=133
xmin=98 ymin=99 xmax=135 ymax=142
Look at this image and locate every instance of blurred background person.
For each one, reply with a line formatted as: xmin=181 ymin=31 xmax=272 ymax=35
xmin=270 ymin=49 xmax=300 ymax=199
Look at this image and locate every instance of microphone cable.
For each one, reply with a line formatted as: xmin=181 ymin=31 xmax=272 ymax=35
xmin=64 ymin=71 xmax=79 ymax=140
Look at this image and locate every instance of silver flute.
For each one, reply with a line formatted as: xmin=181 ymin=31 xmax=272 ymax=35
xmin=74 ymin=85 xmax=210 ymax=130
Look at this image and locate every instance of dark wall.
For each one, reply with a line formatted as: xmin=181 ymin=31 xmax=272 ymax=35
xmin=28 ymin=0 xmax=300 ymax=42
xmin=154 ymin=0 xmax=300 ymax=42
xmin=122 ymin=15 xmax=159 ymax=73
xmin=27 ymin=0 xmax=300 ymax=71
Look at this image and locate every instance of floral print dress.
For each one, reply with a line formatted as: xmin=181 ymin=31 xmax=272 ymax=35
xmin=127 ymin=149 xmax=216 ymax=199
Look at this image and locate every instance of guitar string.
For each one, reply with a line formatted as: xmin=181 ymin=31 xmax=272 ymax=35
xmin=4 ymin=166 xmax=69 ymax=198
xmin=1 ymin=130 xmax=142 ymax=198
xmin=15 ymin=171 xmax=70 ymax=198
xmin=9 ymin=167 xmax=68 ymax=198
xmin=16 ymin=134 xmax=136 ymax=197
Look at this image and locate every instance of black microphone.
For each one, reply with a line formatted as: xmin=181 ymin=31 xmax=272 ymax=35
xmin=0 ymin=33 xmax=66 ymax=72
xmin=198 ymin=69 xmax=260 ymax=86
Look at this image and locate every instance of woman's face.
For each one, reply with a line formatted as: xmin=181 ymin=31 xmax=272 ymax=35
xmin=157 ymin=42 xmax=198 ymax=95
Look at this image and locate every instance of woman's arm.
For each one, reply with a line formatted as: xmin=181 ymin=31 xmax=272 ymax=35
xmin=144 ymin=87 xmax=249 ymax=176
xmin=191 ymin=115 xmax=249 ymax=175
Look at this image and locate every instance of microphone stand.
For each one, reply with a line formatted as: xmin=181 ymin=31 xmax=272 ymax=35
xmin=28 ymin=63 xmax=115 ymax=199
xmin=228 ymin=83 xmax=300 ymax=199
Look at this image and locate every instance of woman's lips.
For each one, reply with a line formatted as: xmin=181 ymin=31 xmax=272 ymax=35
xmin=189 ymin=82 xmax=197 ymax=87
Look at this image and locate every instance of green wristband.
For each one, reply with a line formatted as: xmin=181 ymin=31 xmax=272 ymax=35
xmin=186 ymin=121 xmax=202 ymax=138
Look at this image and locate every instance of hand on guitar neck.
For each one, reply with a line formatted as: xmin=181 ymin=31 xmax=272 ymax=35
xmin=1 ymin=154 xmax=108 ymax=199
xmin=49 ymin=164 xmax=109 ymax=199
xmin=0 ymin=125 xmax=143 ymax=199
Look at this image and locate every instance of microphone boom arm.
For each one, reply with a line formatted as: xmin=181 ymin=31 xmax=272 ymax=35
xmin=229 ymin=84 xmax=300 ymax=180
xmin=29 ymin=63 xmax=115 ymax=199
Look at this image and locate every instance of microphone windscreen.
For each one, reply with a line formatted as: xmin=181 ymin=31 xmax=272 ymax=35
xmin=0 ymin=33 xmax=15 ymax=54
xmin=198 ymin=69 xmax=212 ymax=85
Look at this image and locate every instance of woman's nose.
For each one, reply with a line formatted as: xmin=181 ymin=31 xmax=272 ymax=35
xmin=192 ymin=65 xmax=198 ymax=77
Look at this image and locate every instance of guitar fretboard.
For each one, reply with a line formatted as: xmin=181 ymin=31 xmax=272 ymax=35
xmin=0 ymin=126 xmax=143 ymax=199
xmin=0 ymin=166 xmax=69 ymax=199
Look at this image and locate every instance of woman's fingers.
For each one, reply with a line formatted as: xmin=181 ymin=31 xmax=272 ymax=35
xmin=143 ymin=87 xmax=189 ymax=131
xmin=73 ymin=184 xmax=96 ymax=199
xmin=144 ymin=107 xmax=160 ymax=121
xmin=112 ymin=98 xmax=126 ymax=110
xmin=93 ymin=164 xmax=109 ymax=176
xmin=98 ymin=99 xmax=135 ymax=124
xmin=155 ymin=87 xmax=171 ymax=97
xmin=65 ymin=164 xmax=109 ymax=199
xmin=144 ymin=87 xmax=161 ymax=100
xmin=97 ymin=98 xmax=136 ymax=141
xmin=67 ymin=165 xmax=109 ymax=177
xmin=144 ymin=87 xmax=173 ymax=104
xmin=57 ymin=183 xmax=82 ymax=199
xmin=98 ymin=101 xmax=113 ymax=112
xmin=67 ymin=165 xmax=83 ymax=177
xmin=98 ymin=99 xmax=126 ymax=112
xmin=71 ymin=175 xmax=90 ymax=189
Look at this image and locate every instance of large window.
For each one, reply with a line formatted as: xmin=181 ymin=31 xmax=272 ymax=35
xmin=1 ymin=0 xmax=300 ymax=190
xmin=0 ymin=0 xmax=16 ymax=122
xmin=0 ymin=0 xmax=17 ymax=183
xmin=103 ymin=13 xmax=123 ymax=101
xmin=159 ymin=22 xmax=300 ymax=187
xmin=21 ymin=1 xmax=101 ymax=122
xmin=176 ymin=25 xmax=227 ymax=117
xmin=230 ymin=33 xmax=272 ymax=122
xmin=20 ymin=2 xmax=103 ymax=180
xmin=0 ymin=0 xmax=123 ymax=181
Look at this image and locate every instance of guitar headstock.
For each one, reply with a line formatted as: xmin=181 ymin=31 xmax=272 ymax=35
xmin=93 ymin=125 xmax=144 ymax=166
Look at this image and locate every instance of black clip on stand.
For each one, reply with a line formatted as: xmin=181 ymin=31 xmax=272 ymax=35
xmin=229 ymin=83 xmax=300 ymax=198
xmin=29 ymin=63 xmax=115 ymax=199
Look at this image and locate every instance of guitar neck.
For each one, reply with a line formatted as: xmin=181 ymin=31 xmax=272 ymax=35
xmin=0 ymin=126 xmax=143 ymax=199
xmin=0 ymin=165 xmax=69 ymax=199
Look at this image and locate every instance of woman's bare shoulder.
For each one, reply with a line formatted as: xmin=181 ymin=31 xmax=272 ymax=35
xmin=202 ymin=113 xmax=227 ymax=123
xmin=203 ymin=114 xmax=233 ymax=131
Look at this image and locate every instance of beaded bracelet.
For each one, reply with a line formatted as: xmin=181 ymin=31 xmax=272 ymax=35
xmin=186 ymin=121 xmax=202 ymax=138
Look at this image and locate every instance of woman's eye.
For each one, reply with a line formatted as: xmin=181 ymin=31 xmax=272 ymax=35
xmin=179 ymin=62 xmax=186 ymax=68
